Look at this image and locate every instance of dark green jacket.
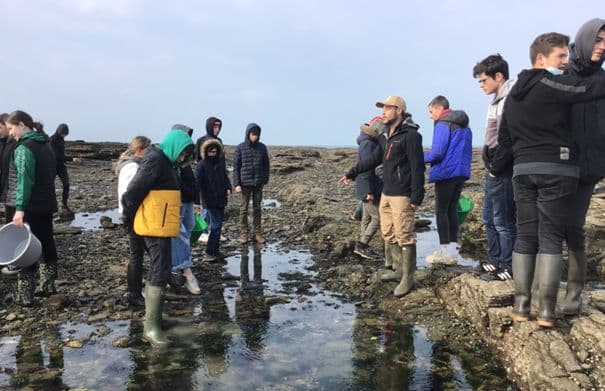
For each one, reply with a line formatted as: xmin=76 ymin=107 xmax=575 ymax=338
xmin=6 ymin=131 xmax=58 ymax=214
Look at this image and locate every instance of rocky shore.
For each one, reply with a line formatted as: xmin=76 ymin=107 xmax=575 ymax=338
xmin=2 ymin=141 xmax=605 ymax=390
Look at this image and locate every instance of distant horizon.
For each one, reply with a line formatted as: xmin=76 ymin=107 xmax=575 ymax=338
xmin=3 ymin=2 xmax=601 ymax=148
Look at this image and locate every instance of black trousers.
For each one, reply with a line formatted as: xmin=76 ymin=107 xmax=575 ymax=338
xmin=565 ymin=177 xmax=600 ymax=251
xmin=434 ymin=177 xmax=465 ymax=245
xmin=513 ymin=174 xmax=577 ymax=255
xmin=143 ymin=237 xmax=171 ymax=287
xmin=56 ymin=164 xmax=69 ymax=207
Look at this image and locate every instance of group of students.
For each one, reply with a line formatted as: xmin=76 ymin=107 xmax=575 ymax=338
xmin=117 ymin=117 xmax=270 ymax=346
xmin=343 ymin=18 xmax=605 ymax=329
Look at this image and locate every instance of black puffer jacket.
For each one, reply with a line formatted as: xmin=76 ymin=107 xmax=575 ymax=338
xmin=567 ymin=18 xmax=605 ymax=180
xmin=195 ymin=139 xmax=232 ymax=208
xmin=233 ymin=123 xmax=270 ymax=187
xmin=346 ymin=115 xmax=425 ymax=206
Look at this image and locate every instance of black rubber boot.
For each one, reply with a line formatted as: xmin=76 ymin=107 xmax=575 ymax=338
xmin=537 ymin=254 xmax=563 ymax=328
xmin=512 ymin=252 xmax=536 ymax=322
xmin=394 ymin=244 xmax=416 ymax=297
xmin=561 ymin=250 xmax=586 ymax=316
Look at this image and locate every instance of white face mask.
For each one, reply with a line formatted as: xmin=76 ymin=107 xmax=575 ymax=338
xmin=546 ymin=67 xmax=564 ymax=76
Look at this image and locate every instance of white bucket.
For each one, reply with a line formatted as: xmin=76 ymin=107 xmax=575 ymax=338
xmin=0 ymin=223 xmax=42 ymax=269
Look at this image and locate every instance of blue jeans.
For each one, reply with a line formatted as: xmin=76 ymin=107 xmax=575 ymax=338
xmin=513 ymin=174 xmax=577 ymax=255
xmin=171 ymin=202 xmax=194 ymax=271
xmin=482 ymin=172 xmax=516 ymax=270
xmin=206 ymin=207 xmax=225 ymax=256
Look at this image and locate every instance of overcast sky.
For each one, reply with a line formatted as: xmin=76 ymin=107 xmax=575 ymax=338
xmin=1 ymin=1 xmax=602 ymax=147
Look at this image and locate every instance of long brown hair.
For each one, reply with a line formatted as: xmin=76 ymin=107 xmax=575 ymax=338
xmin=115 ymin=135 xmax=151 ymax=175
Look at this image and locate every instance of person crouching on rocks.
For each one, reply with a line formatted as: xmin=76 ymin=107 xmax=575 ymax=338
xmin=340 ymin=96 xmax=425 ymax=298
xmin=116 ymin=135 xmax=151 ymax=308
xmin=195 ymin=139 xmax=232 ymax=262
xmin=121 ymin=129 xmax=194 ymax=346
xmin=4 ymin=110 xmax=59 ymax=306
xmin=353 ymin=116 xmax=385 ymax=261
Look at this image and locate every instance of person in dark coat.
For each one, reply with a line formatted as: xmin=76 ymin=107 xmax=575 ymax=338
xmin=194 ymin=116 xmax=223 ymax=162
xmin=353 ymin=116 xmax=385 ymax=260
xmin=233 ymin=123 xmax=270 ymax=244
xmin=562 ymin=19 xmax=605 ymax=316
xmin=195 ymin=139 xmax=232 ymax=262
xmin=4 ymin=110 xmax=59 ymax=306
xmin=50 ymin=123 xmax=80 ymax=213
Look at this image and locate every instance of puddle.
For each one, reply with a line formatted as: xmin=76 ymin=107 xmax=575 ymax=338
xmin=416 ymin=216 xmax=477 ymax=268
xmin=0 ymin=223 xmax=507 ymax=389
xmin=68 ymin=208 xmax=121 ymax=231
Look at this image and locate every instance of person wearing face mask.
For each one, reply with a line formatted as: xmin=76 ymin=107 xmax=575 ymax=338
xmin=495 ymin=32 xmax=605 ymax=328
xmin=121 ymin=129 xmax=194 ymax=346
xmin=195 ymin=139 xmax=232 ymax=262
xmin=561 ymin=19 xmax=605 ymax=317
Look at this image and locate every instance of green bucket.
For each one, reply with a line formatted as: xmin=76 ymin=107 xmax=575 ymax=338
xmin=190 ymin=213 xmax=208 ymax=245
xmin=457 ymin=194 xmax=474 ymax=225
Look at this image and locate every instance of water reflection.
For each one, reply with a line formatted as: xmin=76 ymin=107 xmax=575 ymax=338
xmin=236 ymin=244 xmax=270 ymax=357
xmin=0 ymin=242 xmax=510 ymax=389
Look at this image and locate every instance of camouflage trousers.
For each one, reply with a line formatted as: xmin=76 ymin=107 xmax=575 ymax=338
xmin=13 ymin=262 xmax=57 ymax=306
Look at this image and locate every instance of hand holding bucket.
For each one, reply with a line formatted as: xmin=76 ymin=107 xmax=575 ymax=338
xmin=0 ymin=223 xmax=42 ymax=269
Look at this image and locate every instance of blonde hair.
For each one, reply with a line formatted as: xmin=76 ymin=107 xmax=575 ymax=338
xmin=115 ymin=135 xmax=151 ymax=175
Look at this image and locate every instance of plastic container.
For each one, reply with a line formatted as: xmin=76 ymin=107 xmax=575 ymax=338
xmin=457 ymin=194 xmax=474 ymax=225
xmin=190 ymin=213 xmax=208 ymax=245
xmin=0 ymin=223 xmax=42 ymax=268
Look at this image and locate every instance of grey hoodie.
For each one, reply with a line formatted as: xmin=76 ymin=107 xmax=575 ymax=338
xmin=569 ymin=18 xmax=605 ymax=76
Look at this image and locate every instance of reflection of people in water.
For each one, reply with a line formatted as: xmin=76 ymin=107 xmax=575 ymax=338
xmin=235 ymin=244 xmax=269 ymax=355
xmin=351 ymin=315 xmax=415 ymax=389
xmin=13 ymin=326 xmax=64 ymax=389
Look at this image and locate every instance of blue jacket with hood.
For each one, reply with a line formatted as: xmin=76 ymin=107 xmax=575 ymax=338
xmin=424 ymin=110 xmax=473 ymax=183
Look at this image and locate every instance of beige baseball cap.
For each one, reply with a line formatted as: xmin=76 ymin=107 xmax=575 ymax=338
xmin=375 ymin=96 xmax=406 ymax=112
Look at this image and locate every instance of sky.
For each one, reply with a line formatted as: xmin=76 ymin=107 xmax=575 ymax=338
xmin=1 ymin=1 xmax=603 ymax=147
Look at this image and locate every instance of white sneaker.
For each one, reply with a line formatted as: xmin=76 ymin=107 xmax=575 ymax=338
xmin=426 ymin=248 xmax=456 ymax=265
xmin=198 ymin=233 xmax=209 ymax=243
xmin=446 ymin=243 xmax=462 ymax=262
xmin=184 ymin=275 xmax=201 ymax=295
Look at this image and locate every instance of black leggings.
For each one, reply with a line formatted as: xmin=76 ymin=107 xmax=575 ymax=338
xmin=434 ymin=177 xmax=465 ymax=245
xmin=56 ymin=164 xmax=69 ymax=207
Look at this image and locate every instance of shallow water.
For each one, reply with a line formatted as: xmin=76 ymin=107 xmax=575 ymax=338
xmin=68 ymin=208 xmax=121 ymax=231
xmin=0 ymin=220 xmax=509 ymax=390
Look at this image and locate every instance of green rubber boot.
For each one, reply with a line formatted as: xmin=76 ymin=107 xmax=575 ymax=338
xmin=143 ymin=285 xmax=169 ymax=347
xmin=537 ymin=254 xmax=563 ymax=328
xmin=561 ymin=250 xmax=586 ymax=316
xmin=384 ymin=241 xmax=393 ymax=269
xmin=512 ymin=252 xmax=536 ymax=322
xmin=380 ymin=242 xmax=402 ymax=282
xmin=394 ymin=244 xmax=416 ymax=297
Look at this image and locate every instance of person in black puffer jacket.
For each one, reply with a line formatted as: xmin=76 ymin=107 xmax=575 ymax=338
xmin=195 ymin=139 xmax=232 ymax=262
xmin=195 ymin=116 xmax=223 ymax=162
xmin=561 ymin=19 xmax=605 ymax=317
xmin=233 ymin=123 xmax=270 ymax=244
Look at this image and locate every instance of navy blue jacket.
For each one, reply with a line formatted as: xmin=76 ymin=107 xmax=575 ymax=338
xmin=233 ymin=123 xmax=270 ymax=187
xmin=355 ymin=132 xmax=383 ymax=202
xmin=424 ymin=110 xmax=473 ymax=183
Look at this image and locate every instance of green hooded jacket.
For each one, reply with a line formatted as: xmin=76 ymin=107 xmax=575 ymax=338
xmin=159 ymin=130 xmax=194 ymax=165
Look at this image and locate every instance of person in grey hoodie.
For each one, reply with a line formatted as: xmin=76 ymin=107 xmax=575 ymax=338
xmin=562 ymin=18 xmax=605 ymax=316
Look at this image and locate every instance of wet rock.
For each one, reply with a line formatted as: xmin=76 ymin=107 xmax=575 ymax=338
xmin=66 ymin=339 xmax=84 ymax=348
xmin=53 ymin=224 xmax=83 ymax=235
xmin=265 ymin=296 xmax=291 ymax=306
xmin=111 ymin=336 xmax=131 ymax=348
xmin=100 ymin=216 xmax=116 ymax=229
xmin=87 ymin=311 xmax=110 ymax=323
xmin=5 ymin=313 xmax=17 ymax=321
